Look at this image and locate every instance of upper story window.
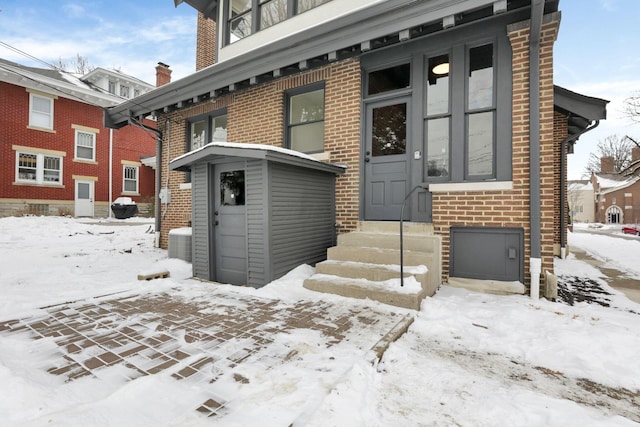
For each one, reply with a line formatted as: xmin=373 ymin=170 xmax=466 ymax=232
xmin=75 ymin=130 xmax=96 ymax=161
xmin=108 ymin=80 xmax=116 ymax=94
xmin=134 ymin=89 xmax=141 ymax=97
xmin=188 ymin=110 xmax=228 ymax=152
xmin=225 ymin=0 xmax=331 ymax=44
xmin=285 ymin=83 xmax=325 ymax=154
xmin=29 ymin=93 xmax=54 ymax=130
xmin=120 ymin=85 xmax=130 ymax=98
xmin=16 ymin=151 xmax=62 ymax=185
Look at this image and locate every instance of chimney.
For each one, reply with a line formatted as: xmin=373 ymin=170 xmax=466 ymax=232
xmin=155 ymin=62 xmax=172 ymax=87
xmin=196 ymin=12 xmax=217 ymax=71
xmin=600 ymin=156 xmax=614 ymax=174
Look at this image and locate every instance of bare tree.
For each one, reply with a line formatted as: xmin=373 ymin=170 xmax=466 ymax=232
xmin=623 ymin=92 xmax=640 ymax=124
xmin=583 ymin=134 xmax=638 ymax=176
xmin=53 ymin=53 xmax=95 ymax=74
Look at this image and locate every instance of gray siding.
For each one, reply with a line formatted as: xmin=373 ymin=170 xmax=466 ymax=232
xmin=246 ymin=159 xmax=270 ymax=287
xmin=269 ymin=163 xmax=336 ymax=279
xmin=191 ymin=162 xmax=211 ymax=280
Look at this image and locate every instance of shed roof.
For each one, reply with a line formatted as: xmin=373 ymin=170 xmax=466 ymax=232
xmin=554 ymin=85 xmax=609 ymax=141
xmin=170 ymin=141 xmax=346 ymax=175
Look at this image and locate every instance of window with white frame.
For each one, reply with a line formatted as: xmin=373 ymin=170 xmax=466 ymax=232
xmin=16 ymin=151 xmax=62 ymax=184
xmin=75 ymin=130 xmax=96 ymax=161
xmin=29 ymin=93 xmax=54 ymax=130
xmin=123 ymin=165 xmax=139 ymax=193
xmin=120 ymin=85 xmax=130 ymax=98
xmin=108 ymin=80 xmax=116 ymax=94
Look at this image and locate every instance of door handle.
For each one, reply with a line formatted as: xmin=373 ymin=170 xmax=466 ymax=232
xmin=214 ymin=220 xmax=219 ymax=226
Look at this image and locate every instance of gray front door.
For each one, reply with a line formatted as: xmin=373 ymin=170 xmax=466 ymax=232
xmin=214 ymin=163 xmax=247 ymax=285
xmin=364 ymin=97 xmax=410 ymax=220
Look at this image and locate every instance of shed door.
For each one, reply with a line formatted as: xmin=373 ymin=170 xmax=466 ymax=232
xmin=214 ymin=163 xmax=247 ymax=285
xmin=364 ymin=98 xmax=410 ymax=220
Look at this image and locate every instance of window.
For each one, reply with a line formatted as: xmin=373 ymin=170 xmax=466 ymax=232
xmin=75 ymin=130 xmax=96 ymax=161
xmin=225 ymin=0 xmax=331 ymax=44
xmin=188 ymin=110 xmax=228 ymax=152
xmin=297 ymin=0 xmax=330 ymax=13
xmin=123 ymin=166 xmax=139 ymax=193
xmin=16 ymin=151 xmax=62 ymax=185
xmin=424 ymin=42 xmax=496 ymax=181
xmin=29 ymin=93 xmax=54 ymax=130
xmin=108 ymin=80 xmax=116 ymax=94
xmin=285 ymin=84 xmax=325 ymax=153
xmin=134 ymin=89 xmax=141 ymax=97
xmin=367 ymin=63 xmax=411 ymax=96
xmin=120 ymin=85 xmax=130 ymax=98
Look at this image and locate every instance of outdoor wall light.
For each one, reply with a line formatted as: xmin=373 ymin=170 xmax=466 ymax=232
xmin=432 ymin=62 xmax=450 ymax=75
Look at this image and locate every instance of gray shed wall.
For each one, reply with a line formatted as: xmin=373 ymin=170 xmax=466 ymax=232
xmin=246 ymin=159 xmax=270 ymax=287
xmin=192 ymin=162 xmax=211 ymax=280
xmin=269 ymin=163 xmax=336 ymax=279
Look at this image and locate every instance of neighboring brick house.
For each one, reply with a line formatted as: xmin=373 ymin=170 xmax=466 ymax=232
xmin=592 ymin=150 xmax=640 ymax=225
xmin=0 ymin=59 xmax=157 ymax=217
xmin=106 ymin=0 xmax=607 ymax=298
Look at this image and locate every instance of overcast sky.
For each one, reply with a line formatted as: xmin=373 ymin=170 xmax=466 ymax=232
xmin=1 ymin=0 xmax=638 ymax=179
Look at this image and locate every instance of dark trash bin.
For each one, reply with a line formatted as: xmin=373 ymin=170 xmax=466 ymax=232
xmin=111 ymin=197 xmax=139 ymax=219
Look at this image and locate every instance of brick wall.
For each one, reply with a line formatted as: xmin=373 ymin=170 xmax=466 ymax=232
xmin=156 ymin=58 xmax=362 ymax=248
xmin=196 ymin=12 xmax=216 ymax=71
xmin=432 ymin=16 xmax=560 ymax=285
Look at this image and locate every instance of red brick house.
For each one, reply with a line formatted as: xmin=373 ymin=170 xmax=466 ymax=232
xmin=592 ymin=150 xmax=640 ymax=225
xmin=0 ymin=58 xmax=157 ymax=217
xmin=106 ymin=0 xmax=607 ymax=302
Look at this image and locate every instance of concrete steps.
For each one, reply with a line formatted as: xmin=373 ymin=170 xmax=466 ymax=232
xmin=303 ymin=221 xmax=442 ymax=310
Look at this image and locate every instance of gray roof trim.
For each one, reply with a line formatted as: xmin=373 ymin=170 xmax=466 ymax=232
xmin=106 ymin=0 xmax=532 ymax=128
xmin=174 ymin=0 xmax=218 ymax=19
xmin=554 ymin=85 xmax=608 ymax=121
xmin=170 ymin=143 xmax=346 ymax=175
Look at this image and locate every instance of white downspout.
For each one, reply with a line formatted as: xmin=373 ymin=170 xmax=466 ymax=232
xmin=109 ymin=128 xmax=113 ymax=219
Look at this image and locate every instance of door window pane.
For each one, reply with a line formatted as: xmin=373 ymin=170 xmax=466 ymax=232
xmin=467 ymin=111 xmax=494 ymax=176
xmin=468 ymin=44 xmax=494 ymax=110
xmin=368 ymin=64 xmax=411 ymax=96
xmin=372 ymin=103 xmax=406 ymax=156
xmin=220 ymin=171 xmax=245 ymax=206
xmin=427 ymin=54 xmax=450 ymax=116
xmin=78 ymin=183 xmax=90 ymax=199
xmin=426 ymin=117 xmax=450 ymax=177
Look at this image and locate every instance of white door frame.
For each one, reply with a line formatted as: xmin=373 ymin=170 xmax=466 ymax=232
xmin=75 ymin=179 xmax=95 ymax=217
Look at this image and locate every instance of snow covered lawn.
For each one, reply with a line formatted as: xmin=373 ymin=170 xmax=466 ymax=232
xmin=0 ymin=216 xmax=639 ymax=426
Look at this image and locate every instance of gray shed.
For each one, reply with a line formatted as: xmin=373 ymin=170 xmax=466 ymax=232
xmin=170 ymin=142 xmax=345 ymax=287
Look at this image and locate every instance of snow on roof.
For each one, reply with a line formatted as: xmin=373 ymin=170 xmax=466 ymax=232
xmin=595 ymin=173 xmax=639 ymax=192
xmin=171 ymin=141 xmax=347 ymax=169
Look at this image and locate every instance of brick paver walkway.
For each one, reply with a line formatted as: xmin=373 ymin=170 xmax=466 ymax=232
xmin=0 ymin=287 xmax=411 ymax=418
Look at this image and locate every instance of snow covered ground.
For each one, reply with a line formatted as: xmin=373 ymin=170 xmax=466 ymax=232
xmin=0 ymin=216 xmax=639 ymax=426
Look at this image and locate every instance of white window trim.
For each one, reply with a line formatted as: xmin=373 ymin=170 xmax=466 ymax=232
xmin=28 ymin=93 xmax=54 ymax=130
xmin=122 ymin=165 xmax=139 ymax=194
xmin=15 ymin=151 xmax=63 ymax=186
xmin=74 ymin=129 xmax=97 ymax=161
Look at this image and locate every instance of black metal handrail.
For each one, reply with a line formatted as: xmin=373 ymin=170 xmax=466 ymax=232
xmin=400 ymin=185 xmax=426 ymax=287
